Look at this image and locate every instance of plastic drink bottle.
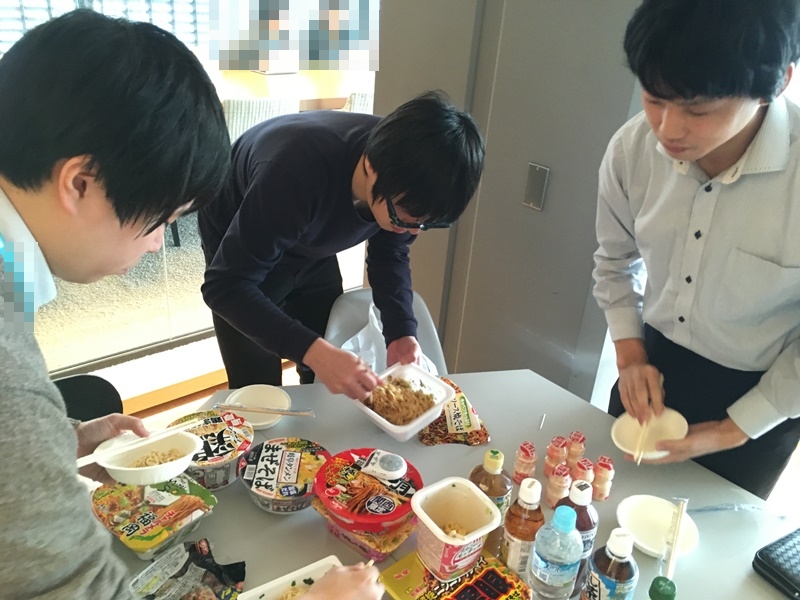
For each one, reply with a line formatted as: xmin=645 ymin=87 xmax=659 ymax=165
xmin=470 ymin=449 xmax=513 ymax=555
xmin=555 ymin=480 xmax=599 ymax=597
xmin=529 ymin=505 xmax=582 ymax=599
xmin=500 ymin=478 xmax=545 ymax=577
xmin=581 ymin=528 xmax=639 ymax=600
xmin=513 ymin=441 xmax=537 ymax=484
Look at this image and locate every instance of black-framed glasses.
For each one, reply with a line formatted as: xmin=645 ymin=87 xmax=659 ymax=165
xmin=385 ymin=196 xmax=451 ymax=231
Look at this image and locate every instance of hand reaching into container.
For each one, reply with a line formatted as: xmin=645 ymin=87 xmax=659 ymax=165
xmin=303 ymin=338 xmax=381 ymax=400
xmin=303 ymin=563 xmax=384 ymax=600
xmin=74 ymin=414 xmax=150 ymax=483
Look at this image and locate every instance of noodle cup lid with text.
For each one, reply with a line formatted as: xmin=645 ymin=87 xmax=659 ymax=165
xmin=168 ymin=410 xmax=255 ymax=467
xmin=313 ymin=448 xmax=422 ymax=534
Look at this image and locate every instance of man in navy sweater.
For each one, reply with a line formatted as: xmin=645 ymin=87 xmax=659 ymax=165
xmin=199 ymin=92 xmax=484 ymax=400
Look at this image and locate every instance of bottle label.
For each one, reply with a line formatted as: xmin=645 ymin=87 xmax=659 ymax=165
xmin=580 ymin=526 xmax=598 ymax=559
xmin=530 ymin=549 xmax=580 ymax=587
xmin=582 ymin=565 xmax=637 ymax=600
xmin=500 ymin=530 xmax=534 ymax=575
xmin=488 ymin=492 xmax=512 ymax=519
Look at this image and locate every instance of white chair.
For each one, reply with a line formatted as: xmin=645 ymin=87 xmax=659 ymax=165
xmin=324 ymin=288 xmax=448 ymax=374
xmin=222 ymin=98 xmax=301 ymax=142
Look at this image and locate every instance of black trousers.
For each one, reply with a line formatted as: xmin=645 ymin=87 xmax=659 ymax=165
xmin=609 ymin=324 xmax=799 ymax=500
xmin=212 ymin=256 xmax=344 ymax=389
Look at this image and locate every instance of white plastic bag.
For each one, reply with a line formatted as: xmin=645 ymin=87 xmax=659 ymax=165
xmin=341 ymin=302 xmax=439 ymax=375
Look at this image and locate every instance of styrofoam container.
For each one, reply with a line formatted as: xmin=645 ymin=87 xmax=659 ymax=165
xmin=223 ymin=384 xmax=291 ymax=430
xmin=411 ymin=476 xmax=501 ymax=581
xmin=357 ymin=363 xmax=456 ymax=442
xmin=238 ymin=555 xmax=342 ymax=600
xmin=95 ymin=431 xmax=201 ymax=487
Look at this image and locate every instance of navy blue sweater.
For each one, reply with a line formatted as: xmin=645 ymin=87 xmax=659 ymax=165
xmin=198 ymin=110 xmax=417 ymax=364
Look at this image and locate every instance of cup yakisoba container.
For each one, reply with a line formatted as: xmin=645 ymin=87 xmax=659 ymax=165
xmin=237 ymin=437 xmax=331 ymax=514
xmin=313 ymin=447 xmax=422 ymax=535
xmin=411 ymin=476 xmax=501 ymax=581
xmin=168 ymin=410 xmax=254 ymax=491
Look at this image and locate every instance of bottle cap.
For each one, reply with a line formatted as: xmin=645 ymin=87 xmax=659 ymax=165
xmin=483 ymin=449 xmax=505 ymax=474
xmin=518 ymin=441 xmax=536 ymax=458
xmin=552 ymin=505 xmax=577 ymax=532
xmin=648 ymin=576 xmax=677 ymax=600
xmin=568 ymin=431 xmax=586 ymax=444
xmin=568 ymin=480 xmax=593 ymax=505
xmin=606 ymin=527 xmax=634 ymax=558
xmin=550 ymin=436 xmax=567 ymax=449
xmin=518 ymin=478 xmax=542 ymax=505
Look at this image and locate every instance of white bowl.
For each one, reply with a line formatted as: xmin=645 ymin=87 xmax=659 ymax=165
xmin=224 ymin=384 xmax=292 ymax=430
xmin=616 ymin=494 xmax=699 ymax=558
xmin=95 ymin=431 xmax=201 ymax=486
xmin=238 ymin=555 xmax=342 ymax=600
xmin=611 ymin=407 xmax=689 ymax=460
xmin=355 ymin=362 xmax=456 ymax=442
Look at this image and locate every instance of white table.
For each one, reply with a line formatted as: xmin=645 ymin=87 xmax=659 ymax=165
xmin=116 ymin=370 xmax=796 ymax=598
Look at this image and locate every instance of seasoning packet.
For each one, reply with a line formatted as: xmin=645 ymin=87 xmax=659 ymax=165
xmin=418 ymin=378 xmax=490 ymax=446
xmin=129 ymin=539 xmax=245 ymax=599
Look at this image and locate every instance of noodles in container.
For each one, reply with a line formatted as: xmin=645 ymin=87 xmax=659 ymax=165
xmin=313 ymin=447 xmax=422 ymax=535
xmin=237 ymin=437 xmax=331 ymax=514
xmin=91 ymin=473 xmax=217 ymax=560
xmin=168 ymin=410 xmax=254 ymax=491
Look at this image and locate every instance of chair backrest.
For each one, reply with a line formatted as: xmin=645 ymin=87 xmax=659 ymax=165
xmin=324 ymin=288 xmax=448 ymax=374
xmin=53 ymin=374 xmax=123 ymax=421
xmin=222 ymin=98 xmax=301 ymax=142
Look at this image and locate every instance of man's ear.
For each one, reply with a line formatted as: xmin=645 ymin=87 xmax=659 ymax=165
xmin=54 ymin=156 xmax=96 ymax=217
xmin=774 ymin=63 xmax=795 ymax=100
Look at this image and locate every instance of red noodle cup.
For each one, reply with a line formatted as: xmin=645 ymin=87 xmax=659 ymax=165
xmin=168 ymin=410 xmax=254 ymax=491
xmin=411 ymin=477 xmax=501 ymax=581
xmin=313 ymin=448 xmax=422 ymax=535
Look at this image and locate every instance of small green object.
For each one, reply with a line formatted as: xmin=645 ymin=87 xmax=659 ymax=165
xmin=648 ymin=576 xmax=677 ymax=600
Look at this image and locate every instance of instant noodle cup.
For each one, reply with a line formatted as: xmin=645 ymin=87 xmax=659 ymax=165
xmin=91 ymin=473 xmax=217 ymax=560
xmin=237 ymin=437 xmax=331 ymax=514
xmin=314 ymin=447 xmax=422 ymax=535
xmin=168 ymin=410 xmax=254 ymax=491
xmin=411 ymin=476 xmax=501 ymax=582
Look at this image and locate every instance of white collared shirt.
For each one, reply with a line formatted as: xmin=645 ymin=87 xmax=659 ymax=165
xmin=0 ymin=186 xmax=57 ymax=318
xmin=593 ymin=95 xmax=800 ymax=439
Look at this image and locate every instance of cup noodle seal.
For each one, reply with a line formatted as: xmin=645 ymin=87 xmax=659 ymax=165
xmin=169 ymin=410 xmax=254 ymax=491
xmin=238 ymin=437 xmax=331 ymax=514
xmin=313 ymin=448 xmax=422 ymax=535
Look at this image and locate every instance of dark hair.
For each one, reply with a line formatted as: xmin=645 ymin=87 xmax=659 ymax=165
xmin=625 ymin=0 xmax=800 ymax=101
xmin=0 ymin=9 xmax=230 ymax=228
xmin=365 ymin=90 xmax=484 ymax=225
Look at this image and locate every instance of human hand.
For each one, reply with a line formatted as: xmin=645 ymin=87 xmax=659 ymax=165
xmin=303 ymin=338 xmax=381 ymax=400
xmin=303 ymin=563 xmax=384 ymax=600
xmin=74 ymin=414 xmax=150 ymax=483
xmin=387 ymin=336 xmax=422 ymax=367
xmin=631 ymin=418 xmax=749 ymax=465
xmin=614 ymin=338 xmax=664 ymax=424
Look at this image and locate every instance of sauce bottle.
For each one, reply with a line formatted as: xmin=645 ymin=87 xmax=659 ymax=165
xmin=500 ymin=478 xmax=545 ymax=577
xmin=545 ymin=463 xmax=572 ymax=509
xmin=556 ymin=480 xmax=599 ymax=597
xmin=512 ymin=441 xmax=537 ymax=484
xmin=470 ymin=449 xmax=513 ymax=556
xmin=566 ymin=431 xmax=586 ymax=471
xmin=592 ymin=456 xmax=615 ymax=501
xmin=544 ymin=436 xmax=568 ymax=478
xmin=581 ymin=528 xmax=639 ymax=600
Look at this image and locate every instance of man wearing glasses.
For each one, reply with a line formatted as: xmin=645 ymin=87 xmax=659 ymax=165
xmin=199 ymin=91 xmax=484 ymax=400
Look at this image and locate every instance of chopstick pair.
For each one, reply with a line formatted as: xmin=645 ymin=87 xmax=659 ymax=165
xmin=76 ymin=418 xmax=205 ymax=469
xmin=214 ymin=402 xmax=315 ymax=417
xmin=634 ymin=374 xmax=665 ymax=466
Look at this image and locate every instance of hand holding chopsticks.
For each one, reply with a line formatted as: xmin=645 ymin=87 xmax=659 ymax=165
xmin=634 ymin=374 xmax=665 ymax=466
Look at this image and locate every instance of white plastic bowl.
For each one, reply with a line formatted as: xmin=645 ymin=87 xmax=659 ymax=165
xmin=616 ymin=495 xmax=699 ymax=557
xmin=224 ymin=384 xmax=292 ymax=430
xmin=611 ymin=407 xmax=689 ymax=460
xmin=95 ymin=431 xmax=201 ymax=486
xmin=355 ymin=363 xmax=456 ymax=442
xmin=238 ymin=555 xmax=342 ymax=600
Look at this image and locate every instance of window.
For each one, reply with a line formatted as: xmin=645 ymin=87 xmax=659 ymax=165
xmin=0 ymin=0 xmax=209 ymax=56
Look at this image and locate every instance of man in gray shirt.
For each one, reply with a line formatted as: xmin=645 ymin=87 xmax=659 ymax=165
xmin=593 ymin=0 xmax=800 ymax=498
xmin=0 ymin=10 xmax=385 ymax=599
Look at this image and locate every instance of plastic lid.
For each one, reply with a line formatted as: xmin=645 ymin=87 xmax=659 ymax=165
xmin=519 ymin=478 xmax=542 ymax=505
xmin=606 ymin=527 xmax=634 ymax=558
xmin=648 ymin=576 xmax=677 ymax=600
xmin=552 ymin=505 xmax=577 ymax=532
xmin=484 ymin=449 xmax=505 ymax=473
xmin=568 ymin=480 xmax=593 ymax=505
xmin=568 ymin=431 xmax=586 ymax=444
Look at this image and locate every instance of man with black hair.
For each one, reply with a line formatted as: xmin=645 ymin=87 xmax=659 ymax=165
xmin=0 ymin=10 xmax=383 ymax=599
xmin=199 ymin=92 xmax=485 ymax=399
xmin=593 ymin=0 xmax=800 ymax=498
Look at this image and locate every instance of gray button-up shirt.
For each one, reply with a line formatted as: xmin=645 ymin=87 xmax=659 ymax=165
xmin=593 ymin=96 xmax=800 ymax=439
